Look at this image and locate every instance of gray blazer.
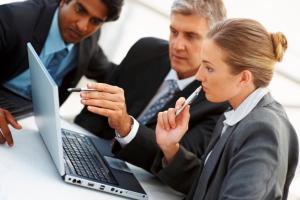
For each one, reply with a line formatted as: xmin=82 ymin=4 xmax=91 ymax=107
xmin=150 ymin=93 xmax=298 ymax=200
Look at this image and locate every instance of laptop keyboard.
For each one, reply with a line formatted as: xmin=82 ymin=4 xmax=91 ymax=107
xmin=62 ymin=129 xmax=117 ymax=185
xmin=0 ymin=88 xmax=32 ymax=117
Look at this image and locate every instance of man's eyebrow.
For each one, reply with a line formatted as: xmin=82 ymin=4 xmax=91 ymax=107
xmin=184 ymin=31 xmax=202 ymax=38
xmin=77 ymin=2 xmax=106 ymax=22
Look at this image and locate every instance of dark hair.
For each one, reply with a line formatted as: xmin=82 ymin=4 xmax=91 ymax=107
xmin=101 ymin=0 xmax=124 ymax=22
xmin=65 ymin=0 xmax=124 ymax=22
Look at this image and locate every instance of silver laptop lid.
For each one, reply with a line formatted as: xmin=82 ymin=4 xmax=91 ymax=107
xmin=27 ymin=43 xmax=65 ymax=176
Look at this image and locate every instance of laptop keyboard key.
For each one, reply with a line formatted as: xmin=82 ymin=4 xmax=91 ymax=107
xmin=62 ymin=129 xmax=117 ymax=185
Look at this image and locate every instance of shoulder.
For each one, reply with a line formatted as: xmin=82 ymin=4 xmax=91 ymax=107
xmin=132 ymin=37 xmax=169 ymax=51
xmin=116 ymin=37 xmax=169 ymax=69
xmin=0 ymin=0 xmax=50 ymax=16
xmin=233 ymin=99 xmax=297 ymax=148
xmin=0 ymin=0 xmax=55 ymax=27
xmin=127 ymin=37 xmax=169 ymax=59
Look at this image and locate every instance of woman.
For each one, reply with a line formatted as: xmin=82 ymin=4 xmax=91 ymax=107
xmin=154 ymin=18 xmax=299 ymax=200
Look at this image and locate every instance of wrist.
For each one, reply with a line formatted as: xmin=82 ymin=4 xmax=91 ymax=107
xmin=116 ymin=116 xmax=133 ymax=137
xmin=161 ymin=143 xmax=180 ymax=164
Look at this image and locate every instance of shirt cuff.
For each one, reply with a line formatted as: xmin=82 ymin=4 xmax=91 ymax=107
xmin=115 ymin=116 xmax=139 ymax=147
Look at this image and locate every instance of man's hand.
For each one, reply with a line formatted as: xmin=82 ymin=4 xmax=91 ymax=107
xmin=80 ymin=83 xmax=132 ymax=136
xmin=0 ymin=108 xmax=22 ymax=147
xmin=155 ymin=97 xmax=190 ymax=163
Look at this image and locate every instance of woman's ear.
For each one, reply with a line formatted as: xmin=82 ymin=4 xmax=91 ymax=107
xmin=239 ymin=70 xmax=253 ymax=88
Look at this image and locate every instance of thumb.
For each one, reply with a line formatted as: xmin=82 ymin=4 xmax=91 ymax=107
xmin=175 ymin=97 xmax=186 ymax=109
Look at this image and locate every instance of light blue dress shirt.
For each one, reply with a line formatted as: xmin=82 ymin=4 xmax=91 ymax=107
xmin=5 ymin=8 xmax=77 ymax=98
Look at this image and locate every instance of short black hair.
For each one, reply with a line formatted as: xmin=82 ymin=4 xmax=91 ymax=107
xmin=64 ymin=0 xmax=124 ymax=22
xmin=101 ymin=0 xmax=124 ymax=22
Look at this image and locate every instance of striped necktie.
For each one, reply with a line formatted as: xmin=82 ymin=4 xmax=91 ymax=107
xmin=139 ymin=79 xmax=178 ymax=125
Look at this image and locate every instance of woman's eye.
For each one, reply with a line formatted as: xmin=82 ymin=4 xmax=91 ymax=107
xmin=206 ymin=66 xmax=214 ymax=73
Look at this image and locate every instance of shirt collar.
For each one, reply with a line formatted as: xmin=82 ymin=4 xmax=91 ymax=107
xmin=223 ymin=87 xmax=269 ymax=126
xmin=165 ymin=69 xmax=195 ymax=91
xmin=44 ymin=8 xmax=74 ymax=56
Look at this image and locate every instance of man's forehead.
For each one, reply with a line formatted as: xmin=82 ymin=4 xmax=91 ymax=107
xmin=170 ymin=13 xmax=209 ymax=33
xmin=74 ymin=0 xmax=108 ymax=20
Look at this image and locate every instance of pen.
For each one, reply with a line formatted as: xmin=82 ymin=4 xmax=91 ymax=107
xmin=67 ymin=88 xmax=97 ymax=92
xmin=175 ymin=86 xmax=202 ymax=116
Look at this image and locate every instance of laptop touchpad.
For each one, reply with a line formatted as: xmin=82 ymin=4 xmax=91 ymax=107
xmin=104 ymin=156 xmax=132 ymax=174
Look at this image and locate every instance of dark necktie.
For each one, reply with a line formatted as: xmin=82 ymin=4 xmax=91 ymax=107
xmin=46 ymin=48 xmax=68 ymax=83
xmin=139 ymin=79 xmax=179 ymax=125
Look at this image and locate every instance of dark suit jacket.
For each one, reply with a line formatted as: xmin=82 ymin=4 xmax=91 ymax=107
xmin=148 ymin=93 xmax=298 ymax=200
xmin=0 ymin=0 xmax=115 ymax=103
xmin=75 ymin=37 xmax=229 ymax=168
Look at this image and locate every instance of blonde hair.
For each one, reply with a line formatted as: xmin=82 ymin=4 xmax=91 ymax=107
xmin=206 ymin=18 xmax=288 ymax=87
xmin=171 ymin=0 xmax=227 ymax=28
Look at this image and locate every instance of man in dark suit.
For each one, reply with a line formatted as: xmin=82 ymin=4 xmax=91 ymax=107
xmin=76 ymin=0 xmax=229 ymax=164
xmin=0 ymin=0 xmax=123 ymax=146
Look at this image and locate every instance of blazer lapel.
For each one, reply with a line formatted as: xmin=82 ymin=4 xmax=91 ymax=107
xmin=193 ymin=125 xmax=236 ymax=200
xmin=127 ymin=56 xmax=170 ymax=118
xmin=31 ymin=1 xmax=58 ymax=54
xmin=203 ymin=115 xmax=226 ymax=156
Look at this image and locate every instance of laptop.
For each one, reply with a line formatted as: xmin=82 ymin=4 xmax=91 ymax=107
xmin=27 ymin=43 xmax=148 ymax=200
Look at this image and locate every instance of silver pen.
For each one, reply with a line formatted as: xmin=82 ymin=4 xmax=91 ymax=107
xmin=67 ymin=87 xmax=97 ymax=92
xmin=175 ymin=86 xmax=202 ymax=116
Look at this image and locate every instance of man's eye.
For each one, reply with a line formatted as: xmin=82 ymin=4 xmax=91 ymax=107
xmin=75 ymin=4 xmax=85 ymax=14
xmin=90 ymin=18 xmax=102 ymax=26
xmin=186 ymin=34 xmax=196 ymax=40
xmin=170 ymin=29 xmax=178 ymax=36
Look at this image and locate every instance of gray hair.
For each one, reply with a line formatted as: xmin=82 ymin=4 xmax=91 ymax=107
xmin=171 ymin=0 xmax=227 ymax=27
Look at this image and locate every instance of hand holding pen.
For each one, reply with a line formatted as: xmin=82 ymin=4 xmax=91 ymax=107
xmin=156 ymin=85 xmax=202 ymax=133
xmin=156 ymin=87 xmax=202 ymax=160
xmin=175 ymin=86 xmax=202 ymax=116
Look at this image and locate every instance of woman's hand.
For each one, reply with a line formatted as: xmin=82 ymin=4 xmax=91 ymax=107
xmin=155 ymin=97 xmax=190 ymax=163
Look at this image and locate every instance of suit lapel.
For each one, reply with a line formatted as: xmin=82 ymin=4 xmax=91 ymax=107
xmin=203 ymin=115 xmax=226 ymax=156
xmin=194 ymin=125 xmax=236 ymax=200
xmin=127 ymin=55 xmax=170 ymax=118
xmin=31 ymin=1 xmax=58 ymax=54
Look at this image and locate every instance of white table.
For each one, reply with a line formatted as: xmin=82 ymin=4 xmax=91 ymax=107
xmin=0 ymin=116 xmax=183 ymax=200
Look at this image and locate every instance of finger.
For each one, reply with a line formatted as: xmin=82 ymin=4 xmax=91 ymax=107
xmin=177 ymin=105 xmax=191 ymax=131
xmin=81 ymin=91 xmax=124 ymax=103
xmin=4 ymin=110 xmax=22 ymax=129
xmin=0 ymin=132 xmax=5 ymax=144
xmin=86 ymin=106 xmax=115 ymax=118
xmin=81 ymin=99 xmax=123 ymax=111
xmin=162 ymin=111 xmax=170 ymax=131
xmin=87 ymin=82 xmax=123 ymax=94
xmin=0 ymin=119 xmax=13 ymax=146
xmin=167 ymin=108 xmax=176 ymax=129
xmin=175 ymin=97 xmax=186 ymax=110
xmin=182 ymin=105 xmax=190 ymax=119
xmin=157 ymin=112 xmax=165 ymax=130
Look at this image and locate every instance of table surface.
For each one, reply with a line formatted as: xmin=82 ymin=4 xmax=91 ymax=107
xmin=0 ymin=116 xmax=183 ymax=200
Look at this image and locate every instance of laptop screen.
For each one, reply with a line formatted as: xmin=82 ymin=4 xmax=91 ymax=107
xmin=27 ymin=43 xmax=65 ymax=176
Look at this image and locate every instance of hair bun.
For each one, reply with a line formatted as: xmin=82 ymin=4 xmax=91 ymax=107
xmin=270 ymin=32 xmax=288 ymax=62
